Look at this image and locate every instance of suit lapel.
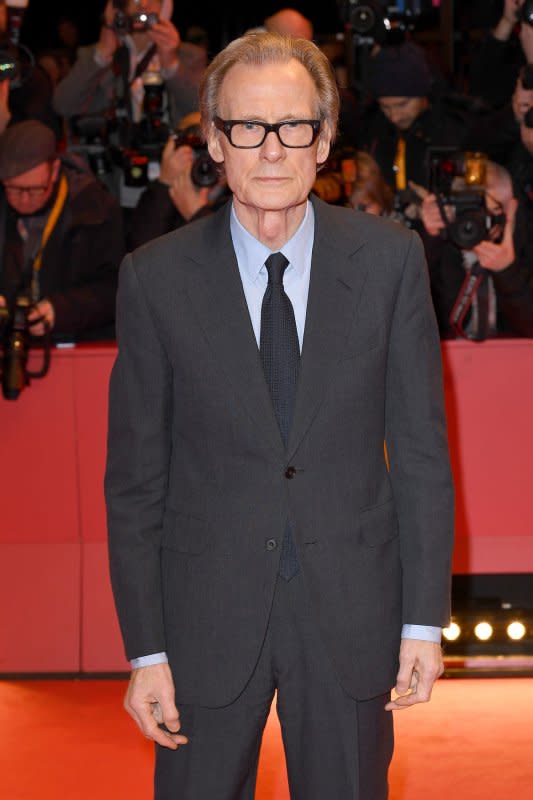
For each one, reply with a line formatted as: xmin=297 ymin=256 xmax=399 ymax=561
xmin=286 ymin=198 xmax=370 ymax=461
xmin=183 ymin=204 xmax=285 ymax=457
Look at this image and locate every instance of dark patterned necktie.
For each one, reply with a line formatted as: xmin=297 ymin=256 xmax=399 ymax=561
xmin=260 ymin=252 xmax=300 ymax=580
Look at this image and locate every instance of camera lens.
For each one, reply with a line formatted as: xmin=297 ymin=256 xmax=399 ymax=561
xmin=351 ymin=5 xmax=377 ymax=34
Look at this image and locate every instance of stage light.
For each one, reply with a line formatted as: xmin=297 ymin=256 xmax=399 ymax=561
xmin=443 ymin=622 xmax=461 ymax=641
xmin=474 ymin=621 xmax=493 ymax=641
xmin=507 ymin=621 xmax=527 ymax=641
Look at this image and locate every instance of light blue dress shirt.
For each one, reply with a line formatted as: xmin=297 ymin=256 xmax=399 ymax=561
xmin=131 ymin=201 xmax=440 ymax=669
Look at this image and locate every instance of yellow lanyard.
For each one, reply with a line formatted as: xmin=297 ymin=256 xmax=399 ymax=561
xmin=394 ymin=136 xmax=407 ymax=192
xmin=31 ymin=173 xmax=69 ymax=303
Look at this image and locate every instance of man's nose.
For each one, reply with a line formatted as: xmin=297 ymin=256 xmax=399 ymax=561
xmin=261 ymin=130 xmax=285 ymax=159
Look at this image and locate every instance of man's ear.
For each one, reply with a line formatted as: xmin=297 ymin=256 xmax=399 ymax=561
xmin=207 ymin=124 xmax=224 ymax=164
xmin=316 ymin=122 xmax=332 ymax=166
xmin=51 ymin=158 xmax=61 ymax=181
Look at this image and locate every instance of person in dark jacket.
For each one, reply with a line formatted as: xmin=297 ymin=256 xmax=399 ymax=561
xmin=417 ymin=160 xmax=533 ymax=338
xmin=0 ymin=121 xmax=124 ymax=340
xmin=128 ymin=111 xmax=228 ymax=249
xmin=469 ymin=0 xmax=533 ymax=110
xmin=362 ymin=43 xmax=470 ymax=191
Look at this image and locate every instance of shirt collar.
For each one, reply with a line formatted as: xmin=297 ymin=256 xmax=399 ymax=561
xmin=230 ymin=200 xmax=314 ymax=283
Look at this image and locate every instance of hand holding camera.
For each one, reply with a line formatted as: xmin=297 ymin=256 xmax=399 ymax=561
xmin=147 ymin=17 xmax=180 ymax=71
xmin=160 ymin=137 xmax=210 ymax=220
xmin=473 ymin=198 xmax=518 ymax=272
xmin=98 ymin=2 xmax=180 ymax=70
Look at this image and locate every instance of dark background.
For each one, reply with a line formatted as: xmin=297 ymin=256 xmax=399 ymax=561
xmin=19 ymin=1 xmax=507 ymax=58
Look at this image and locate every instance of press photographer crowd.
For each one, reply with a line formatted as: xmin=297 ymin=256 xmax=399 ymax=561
xmin=1 ymin=0 xmax=533 ymax=399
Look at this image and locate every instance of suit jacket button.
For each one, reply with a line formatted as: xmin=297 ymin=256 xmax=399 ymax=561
xmin=285 ymin=466 xmax=296 ymax=479
xmin=266 ymin=539 xmax=278 ymax=551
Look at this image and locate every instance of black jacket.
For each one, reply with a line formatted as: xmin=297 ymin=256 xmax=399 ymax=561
xmin=0 ymin=163 xmax=124 ymax=339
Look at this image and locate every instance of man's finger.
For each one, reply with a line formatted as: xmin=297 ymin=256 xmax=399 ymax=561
xmin=409 ymin=180 xmax=429 ymax=200
xmin=127 ymin=697 xmax=187 ymax=748
xmin=394 ymin=657 xmax=416 ymax=696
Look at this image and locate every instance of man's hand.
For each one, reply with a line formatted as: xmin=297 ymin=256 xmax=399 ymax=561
xmin=148 ymin=18 xmax=180 ymax=71
xmin=473 ymin=197 xmax=518 ymax=272
xmin=96 ymin=1 xmax=119 ymax=62
xmin=410 ymin=182 xmax=449 ymax=238
xmin=385 ymin=639 xmax=444 ymax=711
xmin=494 ymin=0 xmax=524 ymax=41
xmin=27 ymin=299 xmax=55 ymax=337
xmin=160 ymin=139 xmax=210 ymax=220
xmin=125 ymin=662 xmax=188 ymax=750
xmin=519 ymin=18 xmax=533 ymax=62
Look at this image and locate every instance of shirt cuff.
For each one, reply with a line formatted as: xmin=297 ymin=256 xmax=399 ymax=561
xmin=401 ymin=624 xmax=442 ymax=643
xmin=130 ymin=651 xmax=168 ymax=669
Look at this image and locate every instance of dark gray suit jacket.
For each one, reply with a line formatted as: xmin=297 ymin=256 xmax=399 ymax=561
xmin=105 ymin=195 xmax=454 ymax=706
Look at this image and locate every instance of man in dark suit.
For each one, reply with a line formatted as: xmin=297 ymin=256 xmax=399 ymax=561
xmin=105 ymin=32 xmax=454 ymax=799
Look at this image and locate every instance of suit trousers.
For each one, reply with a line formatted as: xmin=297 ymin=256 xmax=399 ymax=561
xmin=155 ymin=572 xmax=394 ymax=800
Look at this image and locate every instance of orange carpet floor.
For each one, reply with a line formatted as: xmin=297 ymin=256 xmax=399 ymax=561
xmin=0 ymin=677 xmax=531 ymax=799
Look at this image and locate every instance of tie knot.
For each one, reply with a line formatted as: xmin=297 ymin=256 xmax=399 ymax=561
xmin=265 ymin=252 xmax=289 ymax=286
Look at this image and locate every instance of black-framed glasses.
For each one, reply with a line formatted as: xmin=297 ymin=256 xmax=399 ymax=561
xmin=214 ymin=116 xmax=321 ymax=149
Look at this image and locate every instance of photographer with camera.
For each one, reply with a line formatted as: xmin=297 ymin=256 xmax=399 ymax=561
xmin=129 ymin=111 xmax=228 ymax=249
xmin=470 ymin=0 xmax=533 ymax=111
xmin=361 ymin=42 xmax=469 ymax=215
xmin=0 ymin=0 xmax=60 ymax=137
xmin=53 ymin=0 xmax=205 ymax=131
xmin=414 ymin=159 xmax=533 ymax=339
xmin=0 ymin=120 xmax=124 ymax=341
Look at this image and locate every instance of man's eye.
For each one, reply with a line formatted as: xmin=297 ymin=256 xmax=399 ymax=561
xmin=243 ymin=122 xmax=260 ymax=131
xmin=283 ymin=121 xmax=301 ymax=128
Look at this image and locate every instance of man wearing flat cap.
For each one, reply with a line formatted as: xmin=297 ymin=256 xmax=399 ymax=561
xmin=361 ymin=42 xmax=469 ymax=194
xmin=0 ymin=120 xmax=124 ymax=339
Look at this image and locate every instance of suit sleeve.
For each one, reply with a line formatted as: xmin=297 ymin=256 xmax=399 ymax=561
xmin=104 ymin=253 xmax=172 ymax=660
xmin=385 ymin=231 xmax=455 ymax=628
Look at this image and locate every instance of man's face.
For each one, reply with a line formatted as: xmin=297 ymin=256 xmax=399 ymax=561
xmin=3 ymin=160 xmax=60 ymax=215
xmin=207 ymin=59 xmax=331 ymax=218
xmin=378 ymin=96 xmax=428 ymax=131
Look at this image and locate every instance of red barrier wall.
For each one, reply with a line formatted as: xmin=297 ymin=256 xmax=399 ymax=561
xmin=1 ymin=341 xmax=532 ymax=672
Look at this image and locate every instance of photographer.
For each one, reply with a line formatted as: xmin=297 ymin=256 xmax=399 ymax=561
xmin=415 ymin=160 xmax=533 ymax=338
xmin=53 ymin=0 xmax=205 ymax=129
xmin=470 ymin=0 xmax=533 ymax=110
xmin=0 ymin=121 xmax=124 ymax=340
xmin=362 ymin=42 xmax=469 ymax=196
xmin=129 ymin=111 xmax=228 ymax=249
xmin=0 ymin=0 xmax=60 ymax=137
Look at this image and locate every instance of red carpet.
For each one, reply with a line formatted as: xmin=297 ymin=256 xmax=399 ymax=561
xmin=0 ymin=678 xmax=531 ymax=799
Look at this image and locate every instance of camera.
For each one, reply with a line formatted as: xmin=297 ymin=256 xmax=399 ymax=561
xmin=0 ymin=295 xmax=51 ymax=401
xmin=521 ymin=0 xmax=533 ymax=26
xmin=0 ymin=0 xmax=33 ymax=88
xmin=338 ymin=0 xmax=436 ymax=45
xmin=111 ymin=1 xmax=159 ymax=36
xmin=172 ymin=127 xmax=218 ymax=188
xmin=427 ymin=149 xmax=504 ymax=249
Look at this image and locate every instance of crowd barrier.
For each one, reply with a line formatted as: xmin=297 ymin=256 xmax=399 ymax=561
xmin=1 ymin=340 xmax=532 ymax=672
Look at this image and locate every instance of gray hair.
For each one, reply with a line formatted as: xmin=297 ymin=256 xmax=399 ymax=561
xmin=199 ymin=32 xmax=340 ymax=142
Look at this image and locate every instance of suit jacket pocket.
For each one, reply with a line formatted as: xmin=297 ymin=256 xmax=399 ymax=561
xmin=162 ymin=508 xmax=209 ymax=554
xmin=359 ymin=498 xmax=399 ymax=547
